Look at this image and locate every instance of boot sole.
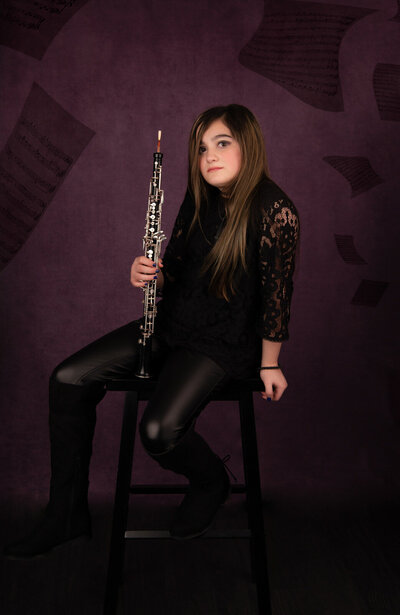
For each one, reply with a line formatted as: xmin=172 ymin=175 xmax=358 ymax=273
xmin=169 ymin=482 xmax=232 ymax=541
xmin=4 ymin=531 xmax=92 ymax=561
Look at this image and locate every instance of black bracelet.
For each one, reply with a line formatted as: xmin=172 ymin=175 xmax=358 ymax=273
xmin=259 ymin=364 xmax=281 ymax=371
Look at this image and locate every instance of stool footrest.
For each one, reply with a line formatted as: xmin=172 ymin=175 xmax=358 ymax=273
xmin=125 ymin=529 xmax=252 ymax=539
xmin=129 ymin=483 xmax=246 ymax=494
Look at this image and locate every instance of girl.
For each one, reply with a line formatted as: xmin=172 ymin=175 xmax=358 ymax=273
xmin=5 ymin=104 xmax=299 ymax=556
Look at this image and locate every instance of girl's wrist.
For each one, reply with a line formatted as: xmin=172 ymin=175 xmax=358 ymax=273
xmin=259 ymin=363 xmax=281 ymax=371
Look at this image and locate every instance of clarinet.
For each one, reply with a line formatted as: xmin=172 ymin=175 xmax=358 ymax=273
xmin=135 ymin=131 xmax=166 ymax=378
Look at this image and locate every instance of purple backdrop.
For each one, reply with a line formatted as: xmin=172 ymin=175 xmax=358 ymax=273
xmin=0 ymin=0 xmax=399 ymax=508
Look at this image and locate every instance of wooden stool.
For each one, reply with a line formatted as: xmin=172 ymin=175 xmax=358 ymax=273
xmin=103 ymin=377 xmax=272 ymax=615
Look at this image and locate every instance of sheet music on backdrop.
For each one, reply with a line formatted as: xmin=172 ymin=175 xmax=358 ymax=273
xmin=0 ymin=82 xmax=95 ymax=271
xmin=0 ymin=0 xmax=91 ymax=60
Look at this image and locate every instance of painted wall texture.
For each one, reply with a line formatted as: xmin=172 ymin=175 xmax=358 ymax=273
xmin=0 ymin=0 xmax=399 ymax=506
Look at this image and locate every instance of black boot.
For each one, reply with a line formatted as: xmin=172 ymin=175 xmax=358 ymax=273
xmin=153 ymin=429 xmax=231 ymax=539
xmin=4 ymin=379 xmax=101 ymax=559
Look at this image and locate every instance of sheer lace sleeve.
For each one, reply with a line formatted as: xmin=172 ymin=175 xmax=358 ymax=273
xmin=258 ymin=197 xmax=300 ymax=341
xmin=162 ymin=190 xmax=194 ymax=288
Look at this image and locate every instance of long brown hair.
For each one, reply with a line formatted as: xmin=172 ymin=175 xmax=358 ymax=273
xmin=187 ymin=104 xmax=269 ymax=301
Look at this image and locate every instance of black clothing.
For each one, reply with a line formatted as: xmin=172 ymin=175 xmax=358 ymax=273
xmin=156 ymin=177 xmax=299 ymax=379
xmin=51 ymin=318 xmax=229 ymax=455
xmin=4 ymin=177 xmax=300 ymax=556
xmin=154 ymin=427 xmax=231 ymax=539
xmin=138 ymin=345 xmax=230 ymax=454
xmin=4 ymin=381 xmax=94 ymax=558
xmin=4 ymin=324 xmax=230 ymax=557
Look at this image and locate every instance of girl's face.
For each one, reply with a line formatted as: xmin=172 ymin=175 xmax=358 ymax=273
xmin=198 ymin=118 xmax=242 ymax=191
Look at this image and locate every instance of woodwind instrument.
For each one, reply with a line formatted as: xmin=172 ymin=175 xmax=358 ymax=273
xmin=135 ymin=131 xmax=166 ymax=378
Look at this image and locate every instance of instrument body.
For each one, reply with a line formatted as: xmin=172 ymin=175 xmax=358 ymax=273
xmin=135 ymin=136 xmax=166 ymax=378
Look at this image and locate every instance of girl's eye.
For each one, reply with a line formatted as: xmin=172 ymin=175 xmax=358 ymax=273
xmin=199 ymin=146 xmax=206 ymax=154
xmin=217 ymin=140 xmax=230 ymax=148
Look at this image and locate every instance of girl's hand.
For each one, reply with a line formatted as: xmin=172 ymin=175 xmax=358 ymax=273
xmin=259 ymin=367 xmax=288 ymax=401
xmin=130 ymin=256 xmax=163 ymax=288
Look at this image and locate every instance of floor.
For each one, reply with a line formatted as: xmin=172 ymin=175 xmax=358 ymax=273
xmin=1 ymin=488 xmax=400 ymax=615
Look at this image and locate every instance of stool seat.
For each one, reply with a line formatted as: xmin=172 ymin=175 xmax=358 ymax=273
xmin=106 ymin=375 xmax=264 ymax=397
xmin=103 ymin=376 xmax=271 ymax=615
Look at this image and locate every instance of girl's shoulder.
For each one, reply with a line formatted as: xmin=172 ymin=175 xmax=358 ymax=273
xmin=253 ymin=177 xmax=299 ymax=228
xmin=255 ymin=177 xmax=295 ymax=211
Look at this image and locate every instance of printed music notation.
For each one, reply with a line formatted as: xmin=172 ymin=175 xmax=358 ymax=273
xmin=390 ymin=0 xmax=400 ymax=23
xmin=334 ymin=235 xmax=367 ymax=266
xmin=0 ymin=0 xmax=90 ymax=59
xmin=323 ymin=156 xmax=383 ymax=198
xmin=373 ymin=64 xmax=400 ymax=122
xmin=0 ymin=82 xmax=95 ymax=271
xmin=238 ymin=0 xmax=375 ymax=111
xmin=351 ymin=280 xmax=388 ymax=307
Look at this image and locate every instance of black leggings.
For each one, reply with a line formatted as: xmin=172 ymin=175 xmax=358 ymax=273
xmin=51 ymin=318 xmax=230 ymax=455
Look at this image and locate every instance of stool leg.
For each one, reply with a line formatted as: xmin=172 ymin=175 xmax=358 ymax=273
xmin=239 ymin=390 xmax=272 ymax=615
xmin=103 ymin=391 xmax=138 ymax=615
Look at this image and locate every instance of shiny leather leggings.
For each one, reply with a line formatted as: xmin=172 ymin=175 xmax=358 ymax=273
xmin=51 ymin=318 xmax=230 ymax=455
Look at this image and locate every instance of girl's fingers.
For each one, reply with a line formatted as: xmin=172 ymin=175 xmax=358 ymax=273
xmin=135 ymin=267 xmax=160 ymax=277
xmin=261 ymin=384 xmax=284 ymax=401
xmin=136 ymin=260 xmax=160 ymax=273
xmin=133 ymin=265 xmax=159 ymax=277
xmin=132 ymin=278 xmax=156 ymax=287
xmin=271 ymin=386 xmax=286 ymax=401
xmin=138 ymin=256 xmax=156 ymax=266
xmin=145 ymin=275 xmax=159 ymax=281
xmin=133 ymin=275 xmax=158 ymax=286
xmin=131 ymin=256 xmax=161 ymax=288
xmin=131 ymin=270 xmax=158 ymax=286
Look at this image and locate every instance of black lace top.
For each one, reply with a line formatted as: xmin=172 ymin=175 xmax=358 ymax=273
xmin=154 ymin=177 xmax=300 ymax=379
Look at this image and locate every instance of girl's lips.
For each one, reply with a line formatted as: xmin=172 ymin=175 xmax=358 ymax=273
xmin=208 ymin=167 xmax=223 ymax=172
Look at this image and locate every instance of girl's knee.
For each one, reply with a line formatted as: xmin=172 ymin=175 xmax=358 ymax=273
xmin=51 ymin=356 xmax=89 ymax=386
xmin=51 ymin=363 xmax=77 ymax=386
xmin=139 ymin=416 xmax=176 ymax=456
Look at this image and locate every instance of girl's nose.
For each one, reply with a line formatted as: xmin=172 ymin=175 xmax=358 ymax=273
xmin=206 ymin=149 xmax=218 ymax=162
